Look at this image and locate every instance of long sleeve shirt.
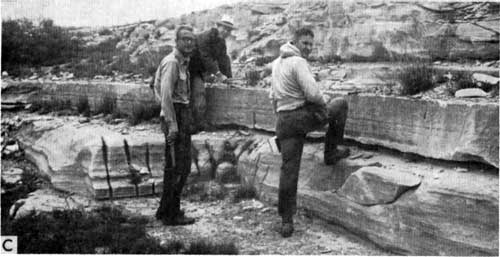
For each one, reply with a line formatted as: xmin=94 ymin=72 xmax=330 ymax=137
xmin=270 ymin=42 xmax=326 ymax=112
xmin=153 ymin=48 xmax=191 ymax=133
xmin=189 ymin=28 xmax=232 ymax=78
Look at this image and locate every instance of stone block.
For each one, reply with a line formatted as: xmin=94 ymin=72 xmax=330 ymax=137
xmin=337 ymin=167 xmax=421 ymax=205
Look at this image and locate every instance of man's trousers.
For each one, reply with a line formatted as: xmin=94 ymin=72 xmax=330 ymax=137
xmin=275 ymin=97 xmax=348 ymax=220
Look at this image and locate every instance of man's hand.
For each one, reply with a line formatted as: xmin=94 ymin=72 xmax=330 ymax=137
xmin=166 ymin=128 xmax=178 ymax=144
xmin=215 ymin=72 xmax=228 ymax=83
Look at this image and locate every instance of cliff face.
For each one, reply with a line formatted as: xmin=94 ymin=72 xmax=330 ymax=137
xmin=95 ymin=0 xmax=499 ymax=71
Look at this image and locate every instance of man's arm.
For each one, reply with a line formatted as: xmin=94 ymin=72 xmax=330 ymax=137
xmin=159 ymin=61 xmax=179 ymax=134
xmin=294 ymin=58 xmax=326 ymax=107
xmin=198 ymin=28 xmax=221 ymax=76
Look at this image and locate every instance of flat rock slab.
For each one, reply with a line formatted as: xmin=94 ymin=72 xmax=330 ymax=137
xmin=337 ymin=166 xmax=421 ymax=205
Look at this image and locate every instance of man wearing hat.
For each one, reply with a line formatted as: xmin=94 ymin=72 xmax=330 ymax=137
xmin=189 ymin=15 xmax=235 ymax=130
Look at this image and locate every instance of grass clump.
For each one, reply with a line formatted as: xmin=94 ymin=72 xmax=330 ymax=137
xmin=245 ymin=69 xmax=260 ymax=87
xmin=2 ymin=206 xmax=177 ymax=254
xmin=96 ymin=93 xmax=116 ymax=115
xmin=76 ymin=95 xmax=91 ymax=117
xmin=128 ymin=102 xmax=160 ymax=125
xmin=232 ymin=184 xmax=257 ymax=203
xmin=185 ymin=238 xmax=238 ymax=255
xmin=397 ymin=62 xmax=436 ymax=95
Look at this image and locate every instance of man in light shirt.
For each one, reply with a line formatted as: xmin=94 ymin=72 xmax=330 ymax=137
xmin=270 ymin=28 xmax=350 ymax=237
xmin=153 ymin=25 xmax=198 ymax=226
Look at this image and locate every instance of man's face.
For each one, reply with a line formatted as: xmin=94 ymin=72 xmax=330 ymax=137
xmin=295 ymin=35 xmax=314 ymax=58
xmin=217 ymin=25 xmax=232 ymax=39
xmin=176 ymin=29 xmax=196 ymax=55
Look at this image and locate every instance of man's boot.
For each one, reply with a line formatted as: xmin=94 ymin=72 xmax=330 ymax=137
xmin=281 ymin=216 xmax=294 ymax=238
xmin=324 ymin=146 xmax=350 ymax=165
xmin=161 ymin=211 xmax=195 ymax=226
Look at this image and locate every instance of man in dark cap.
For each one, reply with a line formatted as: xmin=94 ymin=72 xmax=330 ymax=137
xmin=189 ymin=15 xmax=235 ymax=129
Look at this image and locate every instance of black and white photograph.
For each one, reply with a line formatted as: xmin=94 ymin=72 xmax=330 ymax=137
xmin=1 ymin=0 xmax=499 ymax=255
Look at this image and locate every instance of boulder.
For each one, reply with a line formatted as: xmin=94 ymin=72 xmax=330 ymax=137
xmin=337 ymin=167 xmax=421 ymax=205
xmin=472 ymin=73 xmax=500 ymax=91
xmin=16 ymin=116 xmax=165 ymax=199
xmin=1 ymin=167 xmax=24 ymax=185
xmin=215 ymin=162 xmax=238 ymax=183
xmin=10 ymin=188 xmax=100 ymax=220
xmin=455 ymin=88 xmax=489 ymax=98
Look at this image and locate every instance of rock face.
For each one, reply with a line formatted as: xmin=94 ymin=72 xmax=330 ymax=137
xmin=72 ymin=1 xmax=499 ymax=74
xmin=4 ymin=81 xmax=498 ymax=167
xmin=236 ymin=136 xmax=499 ymax=256
xmin=205 ymin=86 xmax=499 ymax=167
xmin=337 ymin=166 xmax=421 ymax=205
xmin=16 ymin=117 xmax=165 ymax=199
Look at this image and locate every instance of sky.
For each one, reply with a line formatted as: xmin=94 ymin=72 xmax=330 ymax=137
xmin=1 ymin=0 xmax=245 ymax=27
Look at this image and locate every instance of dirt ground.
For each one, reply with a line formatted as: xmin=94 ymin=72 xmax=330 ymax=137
xmin=115 ymin=189 xmax=391 ymax=255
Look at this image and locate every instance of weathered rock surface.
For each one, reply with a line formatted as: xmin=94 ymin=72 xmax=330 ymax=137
xmin=455 ymin=88 xmax=489 ymax=98
xmin=14 ymin=114 xmax=250 ymax=199
xmin=4 ymin=81 xmax=498 ymax=167
xmin=16 ymin=116 xmax=165 ymax=198
xmin=337 ymin=166 xmax=421 ymax=205
xmin=237 ymin=136 xmax=499 ymax=256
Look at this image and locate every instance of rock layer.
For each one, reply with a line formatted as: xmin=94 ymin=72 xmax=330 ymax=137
xmin=236 ymin=136 xmax=499 ymax=256
xmin=3 ymin=81 xmax=498 ymax=167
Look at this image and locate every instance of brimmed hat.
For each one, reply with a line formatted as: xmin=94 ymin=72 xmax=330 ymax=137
xmin=216 ymin=15 xmax=235 ymax=30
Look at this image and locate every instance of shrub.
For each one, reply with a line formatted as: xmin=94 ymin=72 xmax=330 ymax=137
xmin=128 ymin=102 xmax=160 ymax=125
xmin=232 ymin=184 xmax=257 ymax=203
xmin=245 ymin=70 xmax=260 ymax=87
xmin=98 ymin=28 xmax=113 ymax=36
xmin=76 ymin=95 xmax=91 ymax=117
xmin=2 ymin=206 xmax=177 ymax=254
xmin=185 ymin=239 xmax=238 ymax=255
xmin=397 ymin=62 xmax=436 ymax=95
xmin=96 ymin=93 xmax=116 ymax=115
xmin=2 ymin=19 xmax=82 ymax=73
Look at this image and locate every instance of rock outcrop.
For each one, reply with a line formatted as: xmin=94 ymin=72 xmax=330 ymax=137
xmin=236 ymin=136 xmax=499 ymax=256
xmin=3 ymin=81 xmax=498 ymax=167
xmin=72 ymin=1 xmax=499 ymax=74
xmin=9 ymin=112 xmax=498 ymax=255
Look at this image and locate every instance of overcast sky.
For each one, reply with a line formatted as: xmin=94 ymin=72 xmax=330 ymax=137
xmin=1 ymin=0 xmax=245 ymax=27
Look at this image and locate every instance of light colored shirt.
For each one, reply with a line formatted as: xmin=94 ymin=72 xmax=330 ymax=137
xmin=270 ymin=42 xmax=326 ymax=112
xmin=153 ymin=48 xmax=191 ymax=133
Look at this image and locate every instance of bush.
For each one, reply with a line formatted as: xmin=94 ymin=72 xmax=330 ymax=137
xmin=185 ymin=239 xmax=238 ymax=255
xmin=2 ymin=19 xmax=82 ymax=74
xmin=2 ymin=206 xmax=177 ymax=254
xmin=128 ymin=102 xmax=160 ymax=125
xmin=96 ymin=93 xmax=116 ymax=115
xmin=76 ymin=96 xmax=91 ymax=117
xmin=397 ymin=62 xmax=436 ymax=95
xmin=245 ymin=70 xmax=260 ymax=87
xmin=232 ymin=184 xmax=257 ymax=203
xmin=98 ymin=28 xmax=113 ymax=36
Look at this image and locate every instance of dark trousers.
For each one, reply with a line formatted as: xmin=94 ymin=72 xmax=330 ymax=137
xmin=190 ymin=75 xmax=207 ymax=130
xmin=156 ymin=104 xmax=194 ymax=221
xmin=276 ymin=97 xmax=348 ymax=220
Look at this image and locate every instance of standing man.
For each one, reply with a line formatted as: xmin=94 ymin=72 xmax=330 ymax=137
xmin=153 ymin=25 xmax=198 ymax=226
xmin=270 ymin=28 xmax=350 ymax=237
xmin=189 ymin=15 xmax=235 ymax=129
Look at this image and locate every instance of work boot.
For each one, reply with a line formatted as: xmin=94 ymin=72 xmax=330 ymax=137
xmin=281 ymin=222 xmax=294 ymax=238
xmin=280 ymin=216 xmax=294 ymax=238
xmin=324 ymin=147 xmax=350 ymax=165
xmin=161 ymin=213 xmax=195 ymax=226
